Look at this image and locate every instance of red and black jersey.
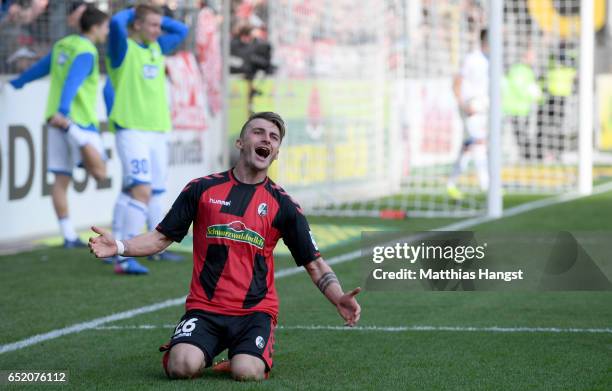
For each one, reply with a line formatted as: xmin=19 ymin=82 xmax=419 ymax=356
xmin=156 ymin=170 xmax=320 ymax=323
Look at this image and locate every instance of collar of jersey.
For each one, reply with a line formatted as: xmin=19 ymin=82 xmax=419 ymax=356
xmin=128 ymin=37 xmax=152 ymax=50
xmin=229 ymin=168 xmax=268 ymax=187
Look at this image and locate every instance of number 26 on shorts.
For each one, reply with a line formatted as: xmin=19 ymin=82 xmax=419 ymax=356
xmin=174 ymin=318 xmax=198 ymax=335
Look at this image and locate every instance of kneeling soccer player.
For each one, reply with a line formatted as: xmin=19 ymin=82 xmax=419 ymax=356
xmin=89 ymin=112 xmax=361 ymax=380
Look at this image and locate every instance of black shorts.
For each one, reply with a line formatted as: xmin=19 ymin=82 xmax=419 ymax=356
xmin=166 ymin=310 xmax=275 ymax=371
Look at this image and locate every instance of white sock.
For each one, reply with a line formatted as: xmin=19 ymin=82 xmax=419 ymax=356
xmin=112 ymin=192 xmax=130 ymax=240
xmin=122 ymin=198 xmax=148 ymax=241
xmin=473 ymin=145 xmax=489 ymax=191
xmin=58 ymin=217 xmax=78 ymax=241
xmin=147 ymin=192 xmax=165 ymax=231
xmin=66 ymin=123 xmax=88 ymax=147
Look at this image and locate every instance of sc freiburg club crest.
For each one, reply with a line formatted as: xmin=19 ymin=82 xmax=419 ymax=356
xmin=257 ymin=203 xmax=268 ymax=217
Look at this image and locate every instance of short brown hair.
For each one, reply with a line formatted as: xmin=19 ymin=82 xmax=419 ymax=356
xmin=134 ymin=4 xmax=163 ymax=22
xmin=240 ymin=112 xmax=286 ymax=140
xmin=80 ymin=5 xmax=108 ymax=32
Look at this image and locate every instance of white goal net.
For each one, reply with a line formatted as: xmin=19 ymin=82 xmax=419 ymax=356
xmin=247 ymin=0 xmax=599 ymax=218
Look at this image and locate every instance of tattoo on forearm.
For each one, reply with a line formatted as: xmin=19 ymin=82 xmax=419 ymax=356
xmin=317 ymin=272 xmax=339 ymax=293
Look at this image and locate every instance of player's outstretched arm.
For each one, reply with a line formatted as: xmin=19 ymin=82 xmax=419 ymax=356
xmin=89 ymin=226 xmax=172 ymax=258
xmin=9 ymin=52 xmax=51 ymax=89
xmin=304 ymin=257 xmax=361 ymax=326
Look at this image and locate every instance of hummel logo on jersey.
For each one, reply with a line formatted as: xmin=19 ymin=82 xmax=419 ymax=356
xmin=209 ymin=198 xmax=231 ymax=206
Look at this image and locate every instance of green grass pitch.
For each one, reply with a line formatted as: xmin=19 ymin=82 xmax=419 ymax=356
xmin=0 ymin=192 xmax=611 ymax=390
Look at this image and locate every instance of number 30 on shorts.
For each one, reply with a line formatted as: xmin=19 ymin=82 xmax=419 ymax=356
xmin=174 ymin=318 xmax=198 ymax=335
xmin=130 ymin=159 xmax=149 ymax=175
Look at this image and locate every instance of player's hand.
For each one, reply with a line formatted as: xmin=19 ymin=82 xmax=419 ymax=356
xmin=48 ymin=112 xmax=70 ymax=129
xmin=88 ymin=226 xmax=118 ymax=258
xmin=336 ymin=287 xmax=361 ymax=327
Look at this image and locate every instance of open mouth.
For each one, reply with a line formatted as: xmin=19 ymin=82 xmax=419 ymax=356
xmin=255 ymin=146 xmax=271 ymax=158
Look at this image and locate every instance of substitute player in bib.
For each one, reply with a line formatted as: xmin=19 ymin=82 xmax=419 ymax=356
xmin=89 ymin=112 xmax=362 ymax=381
xmin=8 ymin=5 xmax=109 ymax=248
xmin=106 ymin=4 xmax=188 ymax=274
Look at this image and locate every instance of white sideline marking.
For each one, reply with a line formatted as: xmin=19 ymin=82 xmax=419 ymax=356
xmin=91 ymin=324 xmax=612 ymax=334
xmin=0 ymin=298 xmax=185 ymax=354
xmin=2 ymin=183 xmax=612 ymax=354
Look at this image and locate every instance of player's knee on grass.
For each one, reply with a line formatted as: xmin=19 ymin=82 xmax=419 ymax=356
xmin=230 ymin=354 xmax=266 ymax=381
xmin=167 ymin=343 xmax=206 ymax=379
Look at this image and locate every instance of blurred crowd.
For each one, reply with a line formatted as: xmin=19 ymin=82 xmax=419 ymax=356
xmin=0 ymin=0 xmax=78 ymax=73
xmin=0 ymin=0 xmax=273 ymax=75
xmin=0 ymin=0 xmax=211 ymax=74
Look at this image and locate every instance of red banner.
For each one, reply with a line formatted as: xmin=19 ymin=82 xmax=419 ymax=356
xmin=166 ymin=51 xmax=208 ymax=131
xmin=196 ymin=7 xmax=222 ymax=115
